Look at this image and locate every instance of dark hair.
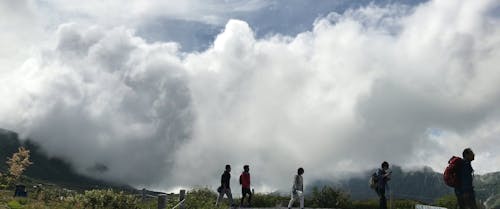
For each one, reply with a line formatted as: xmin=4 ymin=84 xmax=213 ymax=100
xmin=463 ymin=148 xmax=474 ymax=158
xmin=243 ymin=165 xmax=249 ymax=170
xmin=298 ymin=167 xmax=304 ymax=175
xmin=381 ymin=161 xmax=389 ymax=169
xmin=225 ymin=164 xmax=231 ymax=170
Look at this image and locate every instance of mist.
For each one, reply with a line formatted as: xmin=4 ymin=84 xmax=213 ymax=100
xmin=0 ymin=0 xmax=499 ymax=192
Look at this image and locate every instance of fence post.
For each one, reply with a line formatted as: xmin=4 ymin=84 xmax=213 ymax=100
xmin=158 ymin=194 xmax=167 ymax=209
xmin=179 ymin=189 xmax=186 ymax=209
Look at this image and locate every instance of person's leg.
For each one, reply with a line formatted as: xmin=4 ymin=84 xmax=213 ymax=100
xmin=381 ymin=194 xmax=387 ymax=209
xmin=470 ymin=192 xmax=478 ymax=209
xmin=288 ymin=192 xmax=296 ymax=209
xmin=464 ymin=192 xmax=478 ymax=209
xmin=455 ymin=191 xmax=466 ymax=209
xmin=247 ymin=189 xmax=252 ymax=206
xmin=240 ymin=188 xmax=246 ymax=206
xmin=378 ymin=188 xmax=387 ymax=209
xmin=216 ymin=190 xmax=224 ymax=206
xmin=299 ymin=191 xmax=304 ymax=209
xmin=226 ymin=189 xmax=234 ymax=206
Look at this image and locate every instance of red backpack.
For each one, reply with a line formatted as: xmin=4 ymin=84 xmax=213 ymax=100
xmin=443 ymin=156 xmax=463 ymax=187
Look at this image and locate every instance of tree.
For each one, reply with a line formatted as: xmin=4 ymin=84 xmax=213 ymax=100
xmin=6 ymin=147 xmax=33 ymax=185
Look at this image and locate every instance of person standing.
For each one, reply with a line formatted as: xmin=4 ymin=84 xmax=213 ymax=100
xmin=216 ymin=164 xmax=234 ymax=207
xmin=376 ymin=161 xmax=391 ymax=209
xmin=239 ymin=165 xmax=252 ymax=207
xmin=456 ymin=148 xmax=478 ymax=209
xmin=288 ymin=167 xmax=304 ymax=209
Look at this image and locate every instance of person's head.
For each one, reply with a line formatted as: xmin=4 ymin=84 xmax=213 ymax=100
xmin=463 ymin=148 xmax=475 ymax=161
xmin=225 ymin=164 xmax=231 ymax=172
xmin=381 ymin=161 xmax=389 ymax=170
xmin=243 ymin=165 xmax=249 ymax=172
xmin=297 ymin=167 xmax=304 ymax=175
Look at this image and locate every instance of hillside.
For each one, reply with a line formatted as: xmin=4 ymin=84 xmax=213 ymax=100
xmin=0 ymin=129 xmax=133 ymax=191
xmin=2 ymin=128 xmax=499 ymax=208
xmin=311 ymin=166 xmax=500 ymax=207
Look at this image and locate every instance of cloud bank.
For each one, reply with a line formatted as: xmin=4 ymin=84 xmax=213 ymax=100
xmin=1 ymin=0 xmax=499 ymax=191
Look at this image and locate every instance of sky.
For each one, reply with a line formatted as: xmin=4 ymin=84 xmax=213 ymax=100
xmin=1 ymin=0 xmax=500 ymax=192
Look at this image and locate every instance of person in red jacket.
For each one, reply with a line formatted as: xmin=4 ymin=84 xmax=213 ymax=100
xmin=239 ymin=165 xmax=252 ymax=207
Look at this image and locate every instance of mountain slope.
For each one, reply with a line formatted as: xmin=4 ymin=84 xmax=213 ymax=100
xmin=311 ymin=166 xmax=500 ymax=205
xmin=0 ymin=129 xmax=133 ymax=191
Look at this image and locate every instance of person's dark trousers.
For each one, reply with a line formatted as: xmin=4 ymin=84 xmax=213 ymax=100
xmin=241 ymin=188 xmax=252 ymax=206
xmin=377 ymin=187 xmax=387 ymax=209
xmin=456 ymin=191 xmax=478 ymax=209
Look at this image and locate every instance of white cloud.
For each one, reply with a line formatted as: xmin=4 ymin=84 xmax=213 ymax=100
xmin=0 ymin=0 xmax=499 ymax=192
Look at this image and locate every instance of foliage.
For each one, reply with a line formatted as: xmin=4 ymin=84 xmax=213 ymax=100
xmin=68 ymin=189 xmax=140 ymax=209
xmin=308 ymin=186 xmax=352 ymax=208
xmin=492 ymin=196 xmax=500 ymax=209
xmin=352 ymin=199 xmax=380 ymax=209
xmin=6 ymin=147 xmax=33 ymax=186
xmin=435 ymin=194 xmax=458 ymax=209
xmin=35 ymin=187 xmax=76 ymax=203
xmin=352 ymin=198 xmax=421 ymax=209
xmin=392 ymin=199 xmax=420 ymax=209
xmin=7 ymin=200 xmax=23 ymax=209
xmin=251 ymin=192 xmax=289 ymax=207
xmin=185 ymin=188 xmax=219 ymax=209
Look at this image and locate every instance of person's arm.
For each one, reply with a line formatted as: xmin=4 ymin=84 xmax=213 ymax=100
xmin=461 ymin=163 xmax=473 ymax=193
xmin=222 ymin=173 xmax=229 ymax=188
xmin=221 ymin=174 xmax=225 ymax=188
xmin=293 ymin=175 xmax=299 ymax=193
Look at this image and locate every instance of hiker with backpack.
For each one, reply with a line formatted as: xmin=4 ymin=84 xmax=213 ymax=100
xmin=444 ymin=148 xmax=477 ymax=209
xmin=373 ymin=161 xmax=391 ymax=209
xmin=216 ymin=164 xmax=235 ymax=207
xmin=239 ymin=165 xmax=252 ymax=207
xmin=288 ymin=167 xmax=305 ymax=209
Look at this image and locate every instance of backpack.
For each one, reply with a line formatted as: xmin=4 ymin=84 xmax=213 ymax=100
xmin=443 ymin=156 xmax=463 ymax=187
xmin=369 ymin=172 xmax=378 ymax=190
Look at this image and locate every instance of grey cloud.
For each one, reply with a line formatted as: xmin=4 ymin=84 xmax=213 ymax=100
xmin=4 ymin=24 xmax=193 ymax=185
xmin=0 ymin=0 xmax=499 ymax=193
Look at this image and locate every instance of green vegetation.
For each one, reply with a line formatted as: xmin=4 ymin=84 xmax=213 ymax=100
xmin=1 ymin=129 xmax=499 ymax=208
xmin=434 ymin=194 xmax=458 ymax=209
xmin=351 ymin=199 xmax=422 ymax=209
xmin=308 ymin=186 xmax=352 ymax=208
xmin=0 ymin=184 xmax=421 ymax=209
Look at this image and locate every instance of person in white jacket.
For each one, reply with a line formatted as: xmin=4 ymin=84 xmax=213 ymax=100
xmin=288 ymin=167 xmax=305 ymax=209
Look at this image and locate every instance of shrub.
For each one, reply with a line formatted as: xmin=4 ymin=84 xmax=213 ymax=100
xmin=7 ymin=200 xmax=23 ymax=209
xmin=308 ymin=186 xmax=352 ymax=208
xmin=251 ymin=193 xmax=289 ymax=207
xmin=352 ymin=198 xmax=421 ymax=209
xmin=68 ymin=189 xmax=139 ymax=209
xmin=352 ymin=199 xmax=379 ymax=209
xmin=6 ymin=147 xmax=33 ymax=186
xmin=435 ymin=194 xmax=458 ymax=209
xmin=185 ymin=188 xmax=219 ymax=209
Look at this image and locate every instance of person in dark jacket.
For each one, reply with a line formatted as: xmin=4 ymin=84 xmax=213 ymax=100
xmin=456 ymin=148 xmax=477 ymax=209
xmin=216 ymin=164 xmax=234 ymax=207
xmin=239 ymin=165 xmax=252 ymax=207
xmin=376 ymin=161 xmax=391 ymax=209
